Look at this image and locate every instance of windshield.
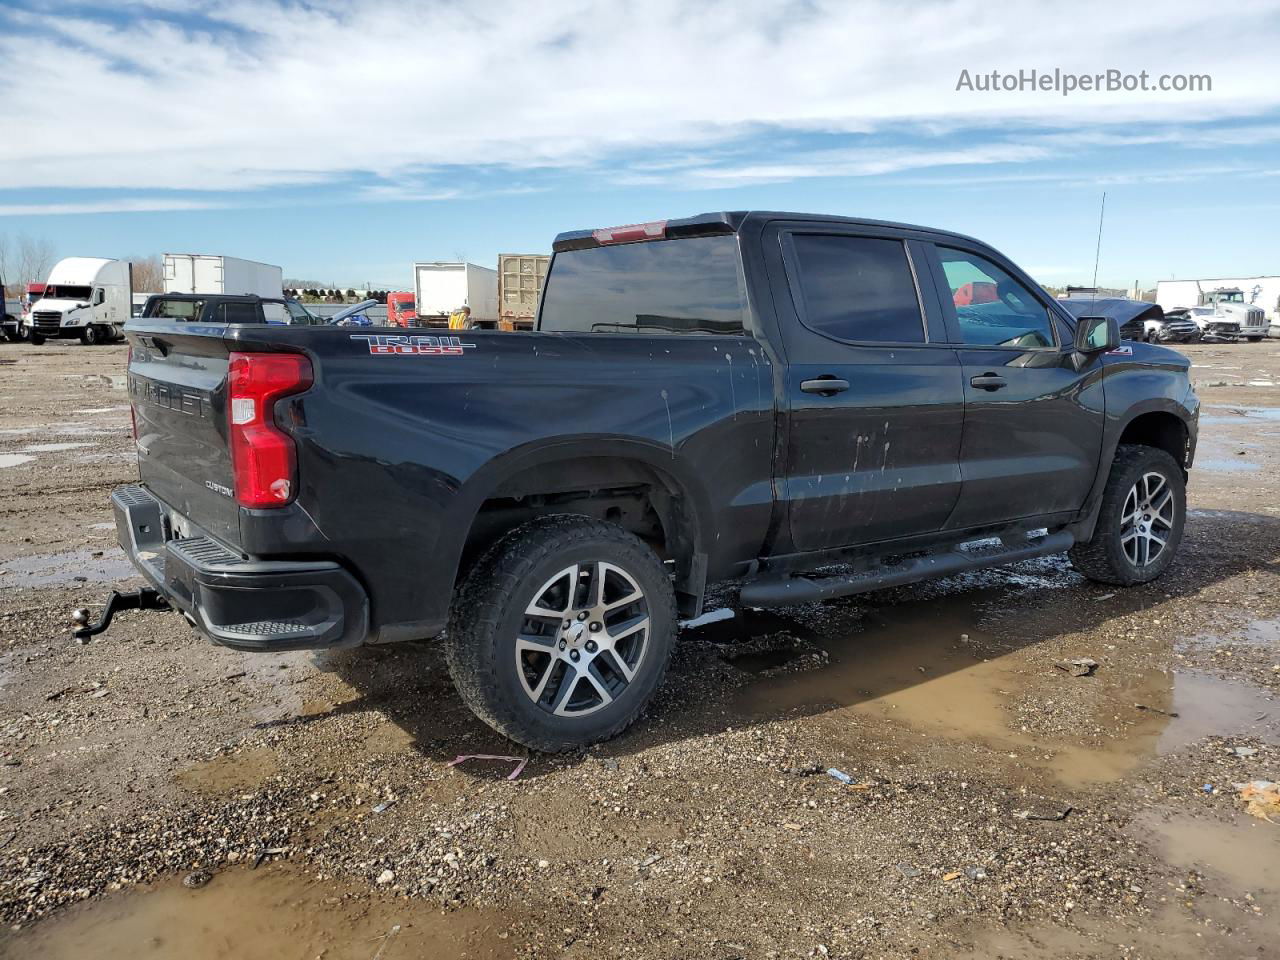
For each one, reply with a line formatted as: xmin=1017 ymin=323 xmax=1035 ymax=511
xmin=44 ymin=284 xmax=92 ymax=301
xmin=393 ymin=299 xmax=416 ymax=312
xmin=1215 ymin=291 xmax=1244 ymax=303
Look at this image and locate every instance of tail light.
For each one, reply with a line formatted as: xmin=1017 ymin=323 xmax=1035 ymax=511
xmin=227 ymin=352 xmax=312 ymax=508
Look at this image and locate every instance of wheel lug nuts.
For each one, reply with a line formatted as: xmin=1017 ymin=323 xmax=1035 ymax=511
xmin=585 ymin=640 xmax=597 ymax=652
xmin=589 ymin=622 xmax=601 ymax=632
xmin=577 ymin=611 xmax=588 ymax=621
xmin=570 ymin=649 xmax=580 ymax=661
xmin=558 ymin=640 xmax=567 ymax=650
xmin=562 ymin=620 xmax=571 ymax=628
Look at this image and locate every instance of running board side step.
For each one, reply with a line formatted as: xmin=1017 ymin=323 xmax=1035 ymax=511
xmin=739 ymin=531 xmax=1075 ymax=607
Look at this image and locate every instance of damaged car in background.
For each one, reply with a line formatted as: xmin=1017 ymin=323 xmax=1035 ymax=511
xmin=1059 ymin=297 xmax=1200 ymax=344
xmin=1165 ymin=306 xmax=1242 ymax=343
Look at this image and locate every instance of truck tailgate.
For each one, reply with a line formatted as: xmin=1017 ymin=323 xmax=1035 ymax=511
xmin=128 ymin=325 xmax=241 ymax=545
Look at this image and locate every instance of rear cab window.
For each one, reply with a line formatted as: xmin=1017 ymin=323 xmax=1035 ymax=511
xmin=539 ymin=235 xmax=747 ymax=335
xmin=145 ymin=298 xmax=205 ymax=320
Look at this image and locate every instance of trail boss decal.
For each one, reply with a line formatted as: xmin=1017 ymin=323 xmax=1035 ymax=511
xmin=350 ymin=334 xmax=476 ymax=356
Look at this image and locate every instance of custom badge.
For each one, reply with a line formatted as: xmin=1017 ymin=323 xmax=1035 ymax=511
xmin=349 ymin=334 xmax=476 ymax=356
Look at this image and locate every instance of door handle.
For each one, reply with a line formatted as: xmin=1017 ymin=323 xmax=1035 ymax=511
xmin=969 ymin=373 xmax=1007 ymax=391
xmin=801 ymin=377 xmax=850 ymax=395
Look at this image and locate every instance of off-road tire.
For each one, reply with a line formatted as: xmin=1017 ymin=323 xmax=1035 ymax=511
xmin=445 ymin=515 xmax=678 ymax=751
xmin=1069 ymin=444 xmax=1185 ymax=586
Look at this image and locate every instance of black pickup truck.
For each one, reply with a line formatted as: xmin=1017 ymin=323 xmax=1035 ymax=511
xmin=82 ymin=212 xmax=1199 ymax=750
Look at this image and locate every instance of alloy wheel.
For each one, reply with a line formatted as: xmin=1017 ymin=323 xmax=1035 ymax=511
xmin=1120 ymin=471 xmax=1175 ymax=567
xmin=515 ymin=561 xmax=650 ymax=716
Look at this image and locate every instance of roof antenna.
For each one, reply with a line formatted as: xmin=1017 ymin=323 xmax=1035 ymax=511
xmin=1090 ymin=191 xmax=1107 ymax=301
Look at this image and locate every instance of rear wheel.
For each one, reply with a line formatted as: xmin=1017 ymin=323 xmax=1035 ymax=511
xmin=1069 ymin=444 xmax=1185 ymax=586
xmin=1248 ymin=336 xmax=1263 ymax=343
xmin=445 ymin=515 xmax=678 ymax=751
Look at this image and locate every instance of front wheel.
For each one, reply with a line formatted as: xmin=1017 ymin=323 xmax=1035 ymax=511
xmin=1069 ymin=444 xmax=1186 ymax=586
xmin=1248 ymin=336 xmax=1263 ymax=343
xmin=445 ymin=515 xmax=678 ymax=751
xmin=80 ymin=324 xmax=100 ymax=345
xmin=29 ymin=332 xmax=45 ymax=345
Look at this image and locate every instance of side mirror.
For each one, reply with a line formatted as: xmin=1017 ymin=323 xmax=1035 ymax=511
xmin=1075 ymin=315 xmax=1119 ymax=353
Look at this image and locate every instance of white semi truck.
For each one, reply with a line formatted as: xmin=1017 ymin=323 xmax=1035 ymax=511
xmin=28 ymin=258 xmax=133 ymax=345
xmin=412 ymin=261 xmax=498 ymax=328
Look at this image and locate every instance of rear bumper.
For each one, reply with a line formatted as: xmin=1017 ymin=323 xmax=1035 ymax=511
xmin=113 ymin=484 xmax=369 ymax=651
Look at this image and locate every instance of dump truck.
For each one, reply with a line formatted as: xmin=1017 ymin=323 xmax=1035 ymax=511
xmin=497 ymin=254 xmax=549 ymax=331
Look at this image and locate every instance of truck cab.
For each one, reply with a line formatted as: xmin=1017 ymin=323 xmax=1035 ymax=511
xmin=386 ymin=292 xmax=417 ymax=327
xmin=29 ymin=258 xmax=132 ymax=345
xmin=1198 ymin=287 xmax=1267 ymax=341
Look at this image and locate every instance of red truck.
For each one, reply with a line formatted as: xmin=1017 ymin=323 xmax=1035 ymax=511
xmin=386 ymin=291 xmax=416 ymax=327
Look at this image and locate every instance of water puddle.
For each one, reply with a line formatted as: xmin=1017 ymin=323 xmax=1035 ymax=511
xmin=1200 ymin=405 xmax=1280 ymax=425
xmin=1136 ymin=808 xmax=1280 ymax=907
xmin=176 ymin=747 xmax=281 ymax=796
xmin=732 ymin=599 xmax=1277 ymax=787
xmin=0 ymin=866 xmax=517 ymax=960
xmin=0 ymin=548 xmax=138 ymax=589
xmin=0 ymin=454 xmax=34 ymax=469
xmin=1196 ymin=457 xmax=1261 ymax=472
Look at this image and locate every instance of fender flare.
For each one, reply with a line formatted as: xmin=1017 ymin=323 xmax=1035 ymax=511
xmin=441 ymin=435 xmax=715 ymax=594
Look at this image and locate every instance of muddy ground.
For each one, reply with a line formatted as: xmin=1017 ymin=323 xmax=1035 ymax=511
xmin=1 ymin=339 xmax=1278 ymax=959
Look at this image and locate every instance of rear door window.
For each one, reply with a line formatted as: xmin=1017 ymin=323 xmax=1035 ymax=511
xmin=218 ymin=301 xmax=262 ymax=324
xmin=539 ymin=235 xmax=747 ymax=334
xmin=787 ymin=235 xmax=926 ymax=343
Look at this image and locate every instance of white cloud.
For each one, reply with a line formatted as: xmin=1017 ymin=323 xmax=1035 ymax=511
xmin=0 ymin=197 xmax=224 ymax=216
xmin=0 ymin=0 xmax=1277 ymax=193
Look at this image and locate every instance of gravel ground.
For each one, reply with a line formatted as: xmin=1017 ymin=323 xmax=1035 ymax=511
xmin=1 ymin=339 xmax=1279 ymax=959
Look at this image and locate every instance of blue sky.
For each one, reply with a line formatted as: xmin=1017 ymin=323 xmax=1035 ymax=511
xmin=1 ymin=0 xmax=1277 ymax=289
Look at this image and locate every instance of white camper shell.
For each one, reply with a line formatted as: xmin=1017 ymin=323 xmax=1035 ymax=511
xmin=29 ymin=258 xmax=133 ymax=345
xmin=413 ymin=262 xmax=498 ymax=327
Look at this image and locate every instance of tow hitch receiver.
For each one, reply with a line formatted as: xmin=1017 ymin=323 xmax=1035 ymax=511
xmin=72 ymin=588 xmax=170 ymax=640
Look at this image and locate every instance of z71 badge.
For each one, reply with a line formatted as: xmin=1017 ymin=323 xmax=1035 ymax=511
xmin=349 ymin=334 xmax=476 ymax=356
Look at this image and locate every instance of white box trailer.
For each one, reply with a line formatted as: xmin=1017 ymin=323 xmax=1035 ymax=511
xmin=163 ymin=254 xmax=283 ymax=298
xmin=1157 ymin=276 xmax=1280 ymax=321
xmin=413 ymin=262 xmax=498 ymax=327
xmin=28 ymin=257 xmax=133 ymax=345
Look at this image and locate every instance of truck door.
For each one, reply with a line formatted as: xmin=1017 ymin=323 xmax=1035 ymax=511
xmin=922 ymin=243 xmax=1104 ymax=528
xmin=767 ymin=224 xmax=965 ymax=552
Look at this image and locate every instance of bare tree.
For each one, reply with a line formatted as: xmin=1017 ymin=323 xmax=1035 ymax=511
xmin=128 ymin=254 xmax=164 ymax=292
xmin=14 ymin=234 xmax=56 ymax=287
xmin=0 ymin=234 xmax=11 ymax=297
